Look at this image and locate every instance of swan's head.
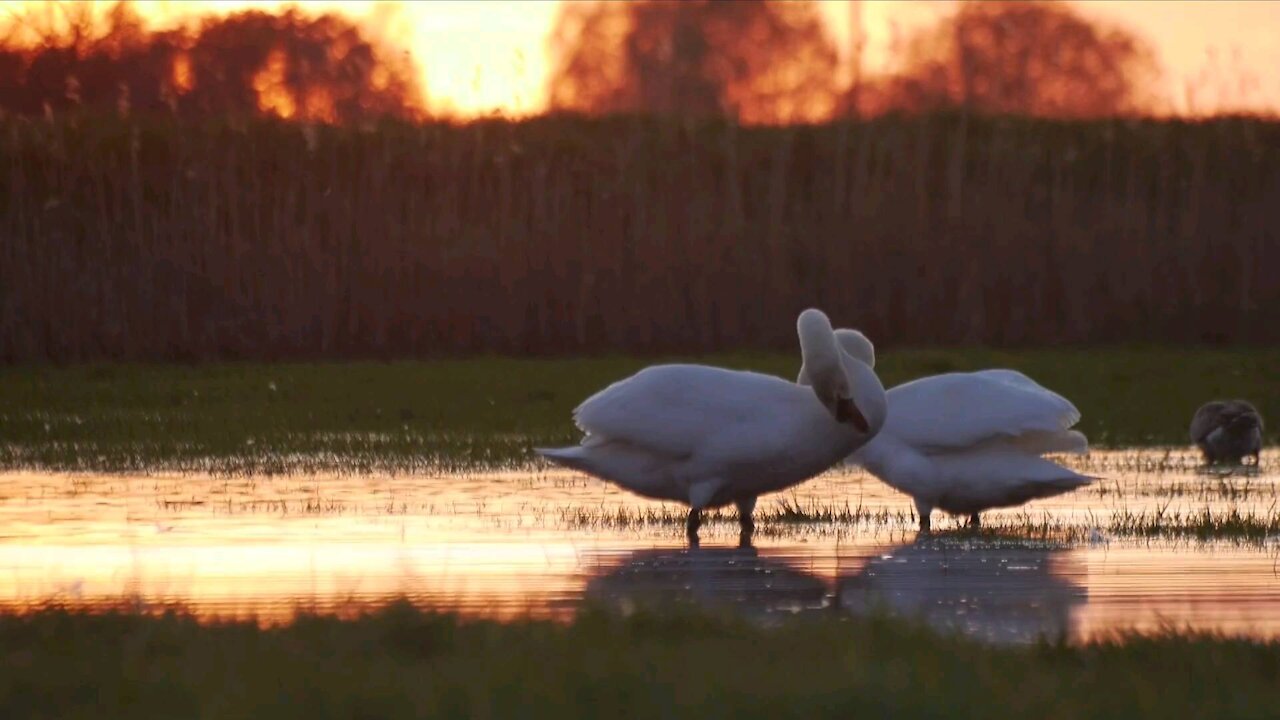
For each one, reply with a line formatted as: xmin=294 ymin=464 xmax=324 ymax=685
xmin=833 ymin=329 xmax=875 ymax=368
xmin=1192 ymin=399 xmax=1265 ymax=440
xmin=1219 ymin=402 xmax=1264 ymax=441
xmin=832 ymin=329 xmax=883 ymax=434
xmin=796 ymin=309 xmax=882 ymax=434
xmin=1226 ymin=411 xmax=1263 ymax=432
xmin=841 ymin=351 xmax=887 ymax=438
xmin=797 ymin=327 xmax=875 ymax=384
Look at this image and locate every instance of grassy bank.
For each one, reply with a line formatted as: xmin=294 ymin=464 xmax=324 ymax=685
xmin=1 ymin=601 xmax=1277 ymax=719
xmin=3 ymin=113 xmax=1280 ymax=362
xmin=1 ymin=348 xmax=1275 ymax=473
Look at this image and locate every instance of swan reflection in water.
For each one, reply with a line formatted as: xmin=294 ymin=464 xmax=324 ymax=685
xmin=582 ymin=546 xmax=830 ymax=622
xmin=581 ymin=536 xmax=1087 ymax=644
xmin=837 ymin=535 xmax=1088 ymax=644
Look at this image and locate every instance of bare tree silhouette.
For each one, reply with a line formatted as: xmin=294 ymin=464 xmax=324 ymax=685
xmin=547 ymin=0 xmax=840 ymax=124
xmin=859 ymin=1 xmax=1162 ymax=118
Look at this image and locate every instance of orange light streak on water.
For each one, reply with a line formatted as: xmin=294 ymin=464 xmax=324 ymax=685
xmin=0 ymin=450 xmax=1278 ymax=643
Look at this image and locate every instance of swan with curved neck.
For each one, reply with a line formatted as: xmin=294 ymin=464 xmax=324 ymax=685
xmin=800 ymin=329 xmax=1090 ymax=531
xmin=537 ymin=308 xmax=886 ymax=545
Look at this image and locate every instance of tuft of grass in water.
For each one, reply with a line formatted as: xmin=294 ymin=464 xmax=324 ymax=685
xmin=764 ymin=496 xmax=911 ymax=528
xmin=1104 ymin=504 xmax=1280 ymax=542
xmin=560 ymin=496 xmax=1280 ymax=544
xmin=559 ymin=497 xmax=914 ymax=537
xmin=956 ymin=505 xmax=1280 ymax=544
xmin=1 ymin=349 xmax=1276 ymax=474
xmin=963 ymin=506 xmax=1280 ymax=545
xmin=1070 ymin=447 xmax=1277 ymax=478
xmin=0 ymin=600 xmax=1278 ymax=719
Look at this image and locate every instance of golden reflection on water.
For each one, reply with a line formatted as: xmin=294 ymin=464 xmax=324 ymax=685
xmin=0 ymin=449 xmax=1277 ymax=643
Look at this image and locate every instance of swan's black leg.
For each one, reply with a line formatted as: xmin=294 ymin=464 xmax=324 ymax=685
xmin=968 ymin=513 xmax=981 ymax=528
xmin=736 ymin=496 xmax=757 ymax=548
xmin=686 ymin=508 xmax=702 ymax=546
xmin=914 ymin=500 xmax=932 ymax=533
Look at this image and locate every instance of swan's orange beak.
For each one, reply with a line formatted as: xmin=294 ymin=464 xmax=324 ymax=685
xmin=835 ymin=397 xmax=869 ymax=432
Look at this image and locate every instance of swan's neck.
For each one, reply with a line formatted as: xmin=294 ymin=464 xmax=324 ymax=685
xmin=852 ymin=432 xmax=926 ymax=488
xmin=852 ymin=433 xmax=897 ymax=476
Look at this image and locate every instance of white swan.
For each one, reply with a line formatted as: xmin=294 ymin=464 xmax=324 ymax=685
xmin=800 ymin=330 xmax=1091 ymax=531
xmin=537 ymin=309 xmax=887 ymax=544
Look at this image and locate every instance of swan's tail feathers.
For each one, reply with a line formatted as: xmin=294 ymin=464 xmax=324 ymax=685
xmin=535 ymin=446 xmax=590 ymax=471
xmin=1014 ymin=429 xmax=1089 ymax=455
xmin=1040 ymin=471 xmax=1092 ymax=494
xmin=1005 ymin=467 xmax=1094 ymax=505
xmin=1052 ymin=471 xmax=1094 ymax=490
xmin=1047 ymin=430 xmax=1089 ymax=455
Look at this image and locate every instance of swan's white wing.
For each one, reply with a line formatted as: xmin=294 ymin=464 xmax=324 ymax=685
xmin=573 ymin=364 xmax=796 ymax=460
xmin=967 ymin=369 xmax=1059 ymax=396
xmin=884 ymin=371 xmax=1082 ymax=453
xmin=929 ymin=448 xmax=1093 ymax=508
xmin=966 ymin=369 xmax=1085 ymax=453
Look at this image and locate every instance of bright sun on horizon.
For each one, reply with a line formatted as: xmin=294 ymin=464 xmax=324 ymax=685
xmin=3 ymin=0 xmax=1278 ymax=118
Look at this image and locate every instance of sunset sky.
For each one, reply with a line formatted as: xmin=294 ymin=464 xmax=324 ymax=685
xmin=5 ymin=0 xmax=1279 ymax=117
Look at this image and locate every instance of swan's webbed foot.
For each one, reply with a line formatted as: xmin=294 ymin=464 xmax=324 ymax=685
xmin=686 ymin=508 xmax=702 ymax=547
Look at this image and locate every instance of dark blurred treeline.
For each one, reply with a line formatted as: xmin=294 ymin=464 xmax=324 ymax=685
xmin=2 ymin=113 xmax=1278 ymax=361
xmin=547 ymin=0 xmax=1165 ymax=122
xmin=0 ymin=1 xmax=1170 ymax=124
xmin=0 ymin=2 xmax=421 ymax=123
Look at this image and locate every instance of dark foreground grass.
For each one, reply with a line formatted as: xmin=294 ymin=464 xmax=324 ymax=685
xmin=1 ymin=347 xmax=1276 ymax=473
xmin=2 ymin=602 xmax=1278 ymax=720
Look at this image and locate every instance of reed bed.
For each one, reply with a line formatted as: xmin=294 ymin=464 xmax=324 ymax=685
xmin=558 ymin=498 xmax=911 ymax=533
xmin=558 ymin=497 xmax=1280 ymax=544
xmin=2 ymin=112 xmax=1279 ymax=362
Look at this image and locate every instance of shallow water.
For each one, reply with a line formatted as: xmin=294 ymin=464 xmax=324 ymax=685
xmin=1 ymin=449 xmax=1278 ymax=645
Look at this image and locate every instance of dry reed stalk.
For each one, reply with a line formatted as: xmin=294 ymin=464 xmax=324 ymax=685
xmin=0 ymin=113 xmax=1278 ymax=361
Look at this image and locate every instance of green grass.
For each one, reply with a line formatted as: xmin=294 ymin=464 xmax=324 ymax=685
xmin=1 ymin=601 xmax=1278 ymax=719
xmin=1 ymin=348 xmax=1276 ymax=473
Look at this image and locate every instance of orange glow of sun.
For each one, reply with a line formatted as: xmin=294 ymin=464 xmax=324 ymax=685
xmin=1 ymin=0 xmax=1277 ymax=119
xmin=117 ymin=0 xmax=562 ymax=118
xmin=251 ymin=47 xmax=298 ymax=119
